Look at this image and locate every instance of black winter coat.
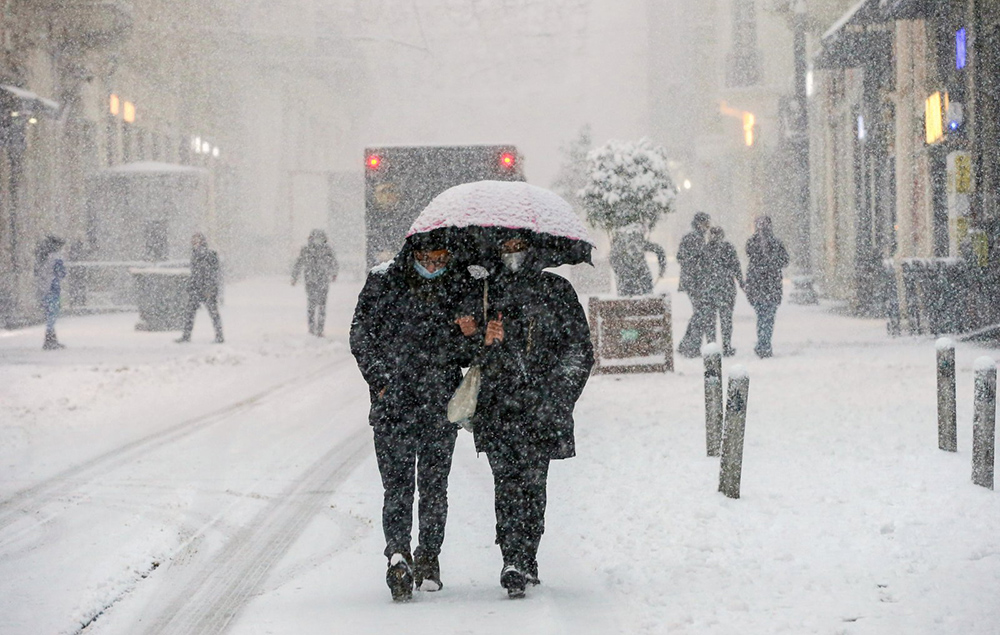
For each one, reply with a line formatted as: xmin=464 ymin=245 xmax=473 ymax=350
xmin=745 ymin=231 xmax=789 ymax=308
xmin=704 ymin=240 xmax=743 ymax=303
xmin=293 ymin=243 xmax=339 ymax=289
xmin=677 ymin=230 xmax=708 ymax=294
xmin=471 ymin=270 xmax=594 ymax=460
xmin=188 ymin=247 xmax=221 ymax=300
xmin=350 ymin=259 xmax=475 ymax=430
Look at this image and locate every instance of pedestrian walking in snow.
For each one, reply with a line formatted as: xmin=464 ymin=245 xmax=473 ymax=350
xmin=676 ymin=212 xmax=713 ymax=357
xmin=459 ymin=232 xmax=594 ymax=598
xmin=176 ymin=233 xmax=224 ymax=344
xmin=291 ymin=229 xmax=339 ymax=337
xmin=609 ymin=225 xmax=667 ymax=296
xmin=704 ymin=227 xmax=743 ymax=356
xmin=745 ymin=216 xmax=789 ymax=358
xmin=349 ymin=231 xmax=474 ymax=602
xmin=35 ymin=236 xmax=67 ymax=350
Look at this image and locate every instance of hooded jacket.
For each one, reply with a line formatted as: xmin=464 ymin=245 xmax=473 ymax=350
xmin=293 ymin=237 xmax=339 ymax=289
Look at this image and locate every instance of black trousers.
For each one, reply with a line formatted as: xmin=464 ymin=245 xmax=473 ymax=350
xmin=306 ymin=284 xmax=328 ymax=335
xmin=679 ymin=291 xmax=715 ymax=353
xmin=753 ymin=302 xmax=778 ymax=356
xmin=373 ymin=421 xmax=458 ymax=560
xmin=487 ymin=441 xmax=550 ymax=572
xmin=709 ymin=295 xmax=736 ymax=350
xmin=181 ymin=294 xmax=223 ymax=340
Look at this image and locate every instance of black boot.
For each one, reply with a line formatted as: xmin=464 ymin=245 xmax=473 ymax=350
xmin=500 ymin=564 xmax=526 ymax=598
xmin=43 ymin=330 xmax=64 ymax=350
xmin=413 ymin=550 xmax=442 ymax=592
xmin=386 ymin=552 xmax=413 ymax=602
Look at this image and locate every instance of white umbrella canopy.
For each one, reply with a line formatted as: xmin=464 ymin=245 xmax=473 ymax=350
xmin=406 ymin=180 xmax=594 ymax=267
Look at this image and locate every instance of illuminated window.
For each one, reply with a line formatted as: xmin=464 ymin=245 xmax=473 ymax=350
xmin=109 ymin=94 xmax=120 ymax=116
xmin=123 ymin=101 xmax=136 ymax=123
xmin=925 ymin=92 xmax=943 ymax=144
xmin=743 ymin=112 xmax=755 ymax=147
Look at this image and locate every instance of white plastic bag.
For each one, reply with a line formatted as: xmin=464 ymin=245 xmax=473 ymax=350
xmin=447 ymin=365 xmax=481 ymax=430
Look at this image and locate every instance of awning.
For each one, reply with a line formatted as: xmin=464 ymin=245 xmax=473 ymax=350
xmin=814 ymin=0 xmax=888 ymax=69
xmin=0 ymin=84 xmax=60 ymax=115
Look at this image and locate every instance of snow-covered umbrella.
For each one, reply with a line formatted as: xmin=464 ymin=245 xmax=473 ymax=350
xmin=406 ymin=180 xmax=594 ymax=268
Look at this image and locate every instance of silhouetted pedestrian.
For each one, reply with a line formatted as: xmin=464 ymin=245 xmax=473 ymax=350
xmin=704 ymin=227 xmax=742 ymax=356
xmin=35 ymin=236 xmax=67 ymax=350
xmin=292 ymin=229 xmax=339 ymax=336
xmin=176 ymin=233 xmax=224 ymax=344
xmin=745 ymin=216 xmax=789 ymax=358
xmin=676 ymin=212 xmax=712 ymax=357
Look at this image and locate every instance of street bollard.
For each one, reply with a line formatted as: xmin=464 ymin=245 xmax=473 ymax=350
xmin=936 ymin=338 xmax=957 ymax=452
xmin=972 ymin=356 xmax=996 ymax=490
xmin=703 ymin=343 xmax=723 ymax=457
xmin=719 ymin=365 xmax=749 ymax=500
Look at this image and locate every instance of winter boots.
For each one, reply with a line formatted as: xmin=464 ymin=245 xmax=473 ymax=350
xmin=413 ymin=552 xmax=443 ymax=592
xmin=42 ymin=330 xmax=64 ymax=350
xmin=386 ymin=552 xmax=414 ymax=602
xmin=500 ymin=564 xmax=526 ymax=598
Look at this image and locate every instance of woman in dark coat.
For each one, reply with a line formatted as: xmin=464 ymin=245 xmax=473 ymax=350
xmin=744 ymin=216 xmax=789 ymax=358
xmin=704 ymin=227 xmax=743 ymax=356
xmin=462 ymin=232 xmax=594 ymax=598
xmin=350 ymin=231 xmax=474 ymax=601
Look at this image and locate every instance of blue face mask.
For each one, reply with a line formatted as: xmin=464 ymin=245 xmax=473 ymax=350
xmin=414 ymin=261 xmax=446 ymax=280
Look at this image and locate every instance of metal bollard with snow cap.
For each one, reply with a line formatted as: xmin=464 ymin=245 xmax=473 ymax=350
xmin=703 ymin=342 xmax=723 ymax=457
xmin=719 ymin=365 xmax=749 ymax=499
xmin=972 ymin=356 xmax=996 ymax=490
xmin=936 ymin=338 xmax=957 ymax=452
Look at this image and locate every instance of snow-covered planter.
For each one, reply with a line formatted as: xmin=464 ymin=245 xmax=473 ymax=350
xmin=579 ymin=138 xmax=677 ymax=233
xmin=579 ymin=139 xmax=676 ymax=296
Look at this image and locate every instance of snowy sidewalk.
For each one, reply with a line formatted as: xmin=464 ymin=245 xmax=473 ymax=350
xmin=1 ymin=275 xmax=999 ymax=634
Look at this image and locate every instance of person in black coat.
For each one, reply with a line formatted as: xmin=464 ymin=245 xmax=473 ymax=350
xmin=349 ymin=231 xmax=475 ymax=601
xmin=459 ymin=232 xmax=594 ymax=597
xmin=176 ymin=233 xmax=224 ymax=343
xmin=292 ymin=229 xmax=339 ymax=336
xmin=704 ymin=227 xmax=743 ymax=356
xmin=676 ymin=212 xmax=713 ymax=357
xmin=745 ymin=216 xmax=789 ymax=358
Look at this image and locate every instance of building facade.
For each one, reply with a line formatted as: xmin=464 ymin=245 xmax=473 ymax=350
xmin=810 ymin=0 xmax=1000 ymax=326
xmin=0 ymin=0 xmax=366 ymax=327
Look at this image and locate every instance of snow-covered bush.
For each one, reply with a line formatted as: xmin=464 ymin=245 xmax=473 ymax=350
xmin=579 ymin=138 xmax=677 ymax=232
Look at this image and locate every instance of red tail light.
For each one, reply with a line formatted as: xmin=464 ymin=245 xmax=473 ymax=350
xmin=499 ymin=152 xmax=516 ymax=169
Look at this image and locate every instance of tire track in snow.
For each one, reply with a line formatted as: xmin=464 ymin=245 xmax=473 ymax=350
xmin=0 ymin=360 xmax=345 ymax=540
xmin=139 ymin=425 xmax=371 ymax=635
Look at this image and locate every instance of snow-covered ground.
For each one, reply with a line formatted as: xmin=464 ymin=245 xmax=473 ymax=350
xmin=1 ymin=275 xmax=998 ymax=635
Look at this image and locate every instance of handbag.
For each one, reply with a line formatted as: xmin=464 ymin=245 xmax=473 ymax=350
xmin=447 ymin=365 xmax=481 ymax=430
xmin=447 ymin=279 xmax=489 ymax=430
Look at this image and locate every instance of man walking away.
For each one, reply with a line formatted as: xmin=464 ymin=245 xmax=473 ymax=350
xmin=745 ymin=216 xmax=789 ymax=358
xmin=704 ymin=227 xmax=743 ymax=356
xmin=176 ymin=233 xmax=224 ymax=344
xmin=292 ymin=229 xmax=339 ymax=336
xmin=35 ymin=236 xmax=67 ymax=350
xmin=676 ymin=212 xmax=712 ymax=357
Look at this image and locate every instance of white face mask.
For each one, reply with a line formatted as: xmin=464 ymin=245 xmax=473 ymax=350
xmin=502 ymin=251 xmax=527 ymax=272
